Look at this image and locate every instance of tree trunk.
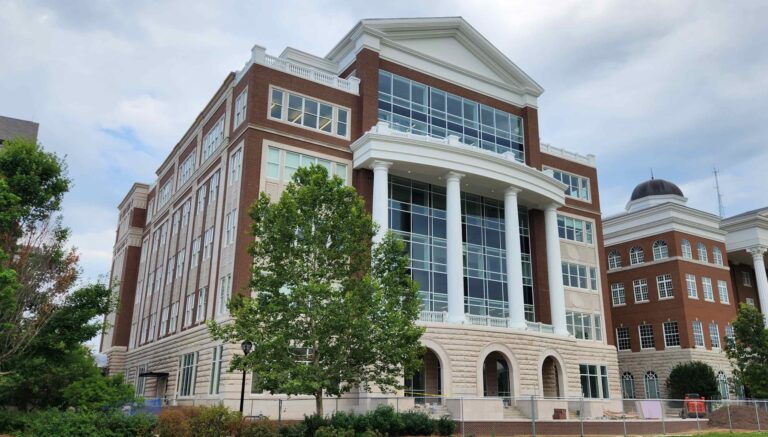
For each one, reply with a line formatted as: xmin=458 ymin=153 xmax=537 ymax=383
xmin=315 ymin=390 xmax=324 ymax=416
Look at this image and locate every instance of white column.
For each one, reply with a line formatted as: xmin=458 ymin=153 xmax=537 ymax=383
xmin=445 ymin=172 xmax=465 ymax=324
xmin=747 ymin=245 xmax=768 ymax=327
xmin=504 ymin=188 xmax=527 ymax=330
xmin=371 ymin=161 xmax=392 ymax=244
xmin=544 ymin=204 xmax=569 ymax=336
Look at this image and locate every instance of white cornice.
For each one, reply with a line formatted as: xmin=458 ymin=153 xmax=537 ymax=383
xmin=604 ymin=202 xmax=725 ymax=245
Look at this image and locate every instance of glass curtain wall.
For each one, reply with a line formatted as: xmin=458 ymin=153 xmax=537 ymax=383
xmin=378 ymin=70 xmax=525 ymax=162
xmin=389 ymin=175 xmax=535 ymax=321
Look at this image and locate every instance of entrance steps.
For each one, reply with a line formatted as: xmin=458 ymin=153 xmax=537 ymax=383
xmin=503 ymin=405 xmax=529 ymax=420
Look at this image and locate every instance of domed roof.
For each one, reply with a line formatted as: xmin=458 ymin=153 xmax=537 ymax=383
xmin=630 ymin=179 xmax=684 ymax=201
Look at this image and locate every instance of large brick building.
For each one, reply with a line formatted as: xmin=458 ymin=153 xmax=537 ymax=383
xmin=101 ymin=17 xmax=623 ymax=419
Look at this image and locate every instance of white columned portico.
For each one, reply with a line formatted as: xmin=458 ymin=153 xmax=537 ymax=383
xmin=445 ymin=172 xmax=465 ymax=324
xmin=544 ymin=204 xmax=568 ymax=336
xmin=504 ymin=188 xmax=527 ymax=330
xmin=371 ymin=161 xmax=392 ymax=244
xmin=747 ymin=245 xmax=768 ymax=327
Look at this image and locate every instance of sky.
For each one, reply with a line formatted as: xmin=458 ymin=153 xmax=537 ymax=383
xmin=2 ymin=0 xmax=768 ymax=288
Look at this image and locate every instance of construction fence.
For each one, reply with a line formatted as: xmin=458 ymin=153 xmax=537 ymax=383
xmin=137 ymin=395 xmax=768 ymax=436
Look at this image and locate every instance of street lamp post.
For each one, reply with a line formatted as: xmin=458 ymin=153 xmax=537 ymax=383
xmin=239 ymin=340 xmax=253 ymax=415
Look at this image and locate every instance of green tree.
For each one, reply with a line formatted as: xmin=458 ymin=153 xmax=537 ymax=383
xmin=0 ymin=137 xmax=76 ymax=365
xmin=725 ymin=303 xmax=768 ymax=398
xmin=665 ymin=361 xmax=718 ymax=400
xmin=209 ymin=165 xmax=424 ymax=416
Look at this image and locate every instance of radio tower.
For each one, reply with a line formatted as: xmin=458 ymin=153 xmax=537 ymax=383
xmin=713 ymin=167 xmax=725 ymax=218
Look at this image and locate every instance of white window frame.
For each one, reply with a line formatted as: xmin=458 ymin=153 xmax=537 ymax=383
xmin=681 ymin=239 xmax=692 ymax=259
xmin=639 ymin=324 xmax=655 ymax=350
xmin=717 ymin=280 xmax=730 ymax=304
xmin=742 ymin=271 xmax=753 ymax=287
xmin=633 ymin=278 xmax=649 ymax=303
xmin=656 ymin=274 xmax=674 ymax=300
xmin=686 ymin=274 xmax=698 ymax=299
xmin=234 ymin=88 xmax=248 ymax=127
xmin=209 ymin=345 xmax=225 ymax=395
xmin=196 ymin=287 xmax=208 ymax=322
xmin=713 ymin=247 xmax=724 ymax=266
xmin=178 ymin=352 xmax=198 ymax=397
xmin=202 ymin=116 xmax=225 ymax=162
xmin=616 ymin=327 xmax=631 ymax=351
xmin=181 ymin=199 xmax=191 ymax=227
xmin=692 ymin=320 xmax=705 ymax=347
xmin=265 ymin=145 xmax=350 ymax=185
xmin=218 ymin=274 xmax=232 ymax=316
xmin=547 ymin=166 xmax=591 ymax=202
xmin=608 ymin=251 xmax=621 ymax=270
xmin=697 ymin=242 xmax=709 ymax=263
xmin=160 ymin=306 xmax=169 ymax=337
xmin=191 ymin=237 xmax=201 ymax=268
xmin=662 ymin=320 xmax=680 ymax=348
xmin=203 ymin=227 xmax=214 ymax=260
xmin=652 ymin=240 xmax=669 ymax=260
xmin=170 ymin=301 xmax=179 ymax=334
xmin=709 ymin=322 xmax=721 ymax=349
xmin=178 ymin=153 xmax=196 ymax=187
xmin=702 ymin=277 xmax=715 ymax=302
xmin=229 ymin=148 xmax=243 ymax=185
xmin=557 ymin=214 xmax=594 ymax=244
xmin=629 ymin=246 xmax=644 ymax=265
xmin=611 ymin=283 xmax=626 ymax=306
xmin=209 ymin=171 xmax=220 ymax=204
xmin=158 ymin=182 xmax=173 ymax=209
xmin=268 ymin=86 xmax=351 ymax=139
xmin=184 ymin=294 xmax=195 ymax=328
xmin=561 ymin=261 xmax=598 ymax=291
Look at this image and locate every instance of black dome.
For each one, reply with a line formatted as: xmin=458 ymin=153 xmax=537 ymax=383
xmin=630 ymin=179 xmax=684 ymax=201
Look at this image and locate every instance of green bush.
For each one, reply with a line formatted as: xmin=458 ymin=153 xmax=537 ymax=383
xmin=240 ymin=418 xmax=279 ymax=437
xmin=62 ymin=374 xmax=136 ymax=410
xmin=434 ymin=415 xmax=455 ymax=436
xmin=399 ymin=411 xmax=432 ymax=436
xmin=189 ymin=404 xmax=241 ymax=437
xmin=666 ymin=361 xmax=719 ymax=400
xmin=16 ymin=409 xmax=156 ymax=437
xmin=278 ymin=422 xmax=306 ymax=437
xmin=368 ymin=405 xmax=402 ymax=436
xmin=314 ymin=425 xmax=355 ymax=437
xmin=302 ymin=413 xmax=331 ymax=436
xmin=0 ymin=408 xmax=27 ymax=434
xmin=156 ymin=406 xmax=200 ymax=437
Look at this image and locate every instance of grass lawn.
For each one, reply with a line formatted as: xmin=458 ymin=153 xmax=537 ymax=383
xmin=688 ymin=432 xmax=768 ymax=437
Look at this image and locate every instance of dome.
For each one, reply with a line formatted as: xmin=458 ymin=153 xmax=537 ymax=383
xmin=630 ymin=179 xmax=684 ymax=201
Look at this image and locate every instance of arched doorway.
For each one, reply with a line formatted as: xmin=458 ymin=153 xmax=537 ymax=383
xmin=482 ymin=351 xmax=512 ymax=403
xmin=405 ymin=348 xmax=442 ymax=404
xmin=541 ymin=356 xmax=563 ymax=397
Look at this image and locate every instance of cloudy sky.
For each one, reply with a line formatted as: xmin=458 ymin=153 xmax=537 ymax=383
xmin=2 ymin=0 xmax=767 ymax=286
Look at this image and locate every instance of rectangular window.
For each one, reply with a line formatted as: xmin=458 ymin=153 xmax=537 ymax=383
xmin=746 ymin=297 xmax=755 ymax=306
xmin=611 ymin=283 xmax=626 ymax=306
xmin=160 ymin=306 xmax=169 ymax=337
xmin=224 ymin=209 xmax=238 ymax=246
xmin=725 ymin=324 xmax=735 ymax=343
xmin=269 ymin=87 xmax=350 ymax=138
xmin=218 ymin=274 xmax=232 ymax=315
xmin=633 ymin=278 xmax=649 ymax=303
xmin=566 ymin=311 xmax=598 ymax=340
xmin=202 ymin=117 xmax=225 ymax=162
xmin=663 ymin=321 xmax=680 ymax=347
xmin=561 ymin=262 xmax=596 ymax=290
xmin=656 ymin=274 xmax=674 ymax=299
xmin=693 ymin=321 xmax=705 ymax=347
xmin=267 ymin=146 xmax=349 ymax=184
xmin=616 ymin=327 xmax=631 ymax=351
xmin=196 ymin=186 xmax=206 ymax=215
xmin=136 ymin=364 xmax=147 ymax=395
xmin=166 ymin=256 xmax=175 ymax=284
xmin=234 ymin=88 xmax=247 ymax=127
xmin=702 ymin=277 xmax=714 ymax=301
xmin=549 ymin=168 xmax=591 ymax=201
xmin=203 ymin=227 xmax=214 ymax=260
xmin=600 ymin=366 xmax=610 ymax=399
xmin=742 ymin=271 xmax=753 ymax=287
xmin=209 ymin=345 xmax=224 ymax=395
xmin=594 ymin=314 xmax=603 ymax=341
xmin=148 ymin=313 xmax=156 ymax=342
xmin=176 ymin=249 xmax=185 ymax=278
xmin=191 ymin=237 xmax=201 ymax=267
xmin=158 ymin=182 xmax=173 ymax=209
xmin=639 ymin=324 xmax=655 ymax=349
xmin=179 ymin=154 xmax=196 ymax=186
xmin=717 ymin=280 xmax=730 ymax=304
xmin=557 ymin=215 xmax=594 ymax=244
xmin=686 ymin=274 xmax=698 ymax=299
xmin=709 ymin=322 xmax=721 ymax=348
xmin=196 ymin=287 xmax=207 ymax=322
xmin=229 ymin=148 xmax=242 ymax=184
xmin=178 ymin=352 xmax=198 ymax=397
xmin=184 ymin=294 xmax=195 ymax=327
xmin=181 ymin=200 xmax=191 ymax=227
xmin=209 ymin=171 xmax=220 ymax=204
xmin=170 ymin=301 xmax=179 ymax=334
xmin=580 ymin=364 xmax=601 ymax=399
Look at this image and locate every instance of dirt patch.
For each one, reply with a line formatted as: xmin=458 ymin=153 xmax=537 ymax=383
xmin=708 ymin=405 xmax=768 ymax=429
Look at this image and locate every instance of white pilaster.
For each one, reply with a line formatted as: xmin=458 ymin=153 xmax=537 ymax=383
xmin=544 ymin=204 xmax=568 ymax=336
xmin=747 ymin=245 xmax=768 ymax=327
xmin=371 ymin=161 xmax=392 ymax=244
xmin=504 ymin=188 xmax=526 ymax=330
xmin=446 ymin=172 xmax=465 ymax=324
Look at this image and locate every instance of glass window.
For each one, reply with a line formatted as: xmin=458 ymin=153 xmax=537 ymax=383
xmin=657 ymin=274 xmax=674 ymax=299
xmin=652 ymin=240 xmax=668 ymax=260
xmin=611 ymin=283 xmax=626 ymax=306
xmin=567 ymin=311 xmax=597 ymax=340
xmin=639 ymin=324 xmax=654 ymax=349
xmin=549 ymin=168 xmax=591 ymax=201
xmin=709 ymin=322 xmax=721 ymax=348
xmin=579 ymin=364 xmax=601 ymax=399
xmin=557 ymin=215 xmax=593 ymax=244
xmin=202 ymin=117 xmax=225 ymax=162
xmin=270 ymin=89 xmax=283 ymax=119
xmin=681 ymin=239 xmax=692 ymax=259
xmin=702 ymin=277 xmax=714 ymax=301
xmin=178 ymin=352 xmax=198 ymax=397
xmin=616 ymin=327 xmax=631 ymax=351
xmin=644 ymin=371 xmax=660 ymax=399
xmin=629 ymin=246 xmax=644 ymax=265
xmin=663 ymin=321 xmax=680 ymax=347
xmin=686 ymin=274 xmax=698 ymax=299
xmin=234 ymin=88 xmax=248 ymax=127
xmin=608 ymin=251 xmax=621 ymax=270
xmin=622 ymin=372 xmax=635 ymax=399
xmin=209 ymin=345 xmax=224 ymax=395
xmin=267 ymin=147 xmax=280 ymax=179
xmin=697 ymin=243 xmax=709 ymax=262
xmin=633 ymin=278 xmax=649 ymax=303
xmin=196 ymin=287 xmax=207 ymax=322
xmin=725 ymin=324 xmax=735 ymax=344
xmin=562 ymin=262 xmax=596 ymax=291
xmin=692 ymin=321 xmax=705 ymax=347
xmin=717 ymin=280 xmax=729 ymax=303
xmin=270 ymin=87 xmax=350 ymax=138
xmin=713 ymin=247 xmax=724 ymax=266
xmin=742 ymin=271 xmax=753 ymax=287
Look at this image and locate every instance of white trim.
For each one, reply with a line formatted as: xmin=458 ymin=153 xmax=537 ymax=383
xmin=267 ymin=85 xmax=352 ymax=140
xmin=540 ymin=143 xmax=596 ymax=167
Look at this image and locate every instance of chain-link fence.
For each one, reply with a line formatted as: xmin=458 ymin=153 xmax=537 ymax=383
xmin=141 ymin=395 xmax=768 ymax=436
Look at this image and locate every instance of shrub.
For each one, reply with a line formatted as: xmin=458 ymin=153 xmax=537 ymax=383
xmin=62 ymin=374 xmax=136 ymax=410
xmin=666 ymin=361 xmax=719 ymax=400
xmin=435 ymin=415 xmax=455 ymax=436
xmin=400 ymin=411 xmax=432 ymax=436
xmin=17 ymin=409 xmax=156 ymax=437
xmin=278 ymin=422 xmax=306 ymax=437
xmin=240 ymin=418 xmax=279 ymax=437
xmin=314 ymin=425 xmax=355 ymax=437
xmin=156 ymin=406 xmax=200 ymax=437
xmin=0 ymin=408 xmax=27 ymax=434
xmin=302 ymin=413 xmax=331 ymax=436
xmin=189 ymin=404 xmax=242 ymax=437
xmin=368 ymin=405 xmax=401 ymax=436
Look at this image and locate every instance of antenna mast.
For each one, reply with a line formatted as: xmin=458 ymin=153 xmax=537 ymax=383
xmin=713 ymin=167 xmax=725 ymax=218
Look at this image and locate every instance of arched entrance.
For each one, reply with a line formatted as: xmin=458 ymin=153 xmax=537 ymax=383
xmin=541 ymin=356 xmax=563 ymax=397
xmin=482 ymin=351 xmax=512 ymax=403
xmin=405 ymin=348 xmax=442 ymax=404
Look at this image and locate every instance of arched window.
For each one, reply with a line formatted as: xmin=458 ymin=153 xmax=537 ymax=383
xmin=717 ymin=371 xmax=729 ymax=400
xmin=608 ymin=251 xmax=622 ymax=270
xmin=652 ymin=240 xmax=669 ymax=260
xmin=697 ymin=243 xmax=708 ymax=262
xmin=681 ymin=239 xmax=692 ymax=259
xmin=621 ymin=372 xmax=635 ymax=399
xmin=630 ymin=246 xmax=645 ymax=265
xmin=713 ymin=247 xmax=723 ymax=266
xmin=644 ymin=371 xmax=660 ymax=399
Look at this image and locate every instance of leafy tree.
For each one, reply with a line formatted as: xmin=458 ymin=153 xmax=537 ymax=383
xmin=665 ymin=361 xmax=718 ymax=399
xmin=209 ymin=165 xmax=424 ymax=416
xmin=0 ymin=137 xmax=76 ymax=365
xmin=725 ymin=303 xmax=768 ymax=398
